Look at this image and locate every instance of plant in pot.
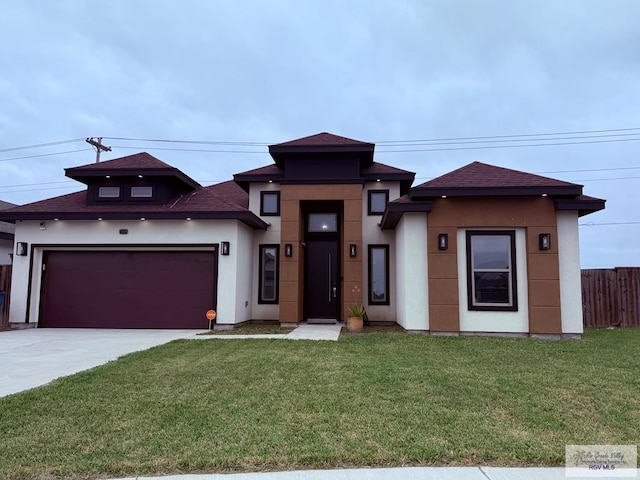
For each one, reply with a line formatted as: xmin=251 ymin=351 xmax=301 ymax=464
xmin=346 ymin=284 xmax=365 ymax=332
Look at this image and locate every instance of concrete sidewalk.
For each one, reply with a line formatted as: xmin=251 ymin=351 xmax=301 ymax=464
xmin=112 ymin=466 xmax=617 ymax=480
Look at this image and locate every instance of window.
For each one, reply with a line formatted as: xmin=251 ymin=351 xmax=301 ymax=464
xmin=259 ymin=244 xmax=279 ymax=304
xmin=308 ymin=213 xmax=338 ymax=232
xmin=368 ymin=245 xmax=389 ymax=305
xmin=131 ymin=186 xmax=153 ymax=198
xmin=466 ymin=230 xmax=517 ymax=311
xmin=260 ymin=191 xmax=280 ymax=216
xmin=368 ymin=190 xmax=389 ymax=215
xmin=98 ymin=186 xmax=120 ymax=198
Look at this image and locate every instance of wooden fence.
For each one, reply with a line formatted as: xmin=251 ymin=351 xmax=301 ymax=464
xmin=0 ymin=265 xmax=11 ymax=328
xmin=582 ymin=268 xmax=640 ymax=328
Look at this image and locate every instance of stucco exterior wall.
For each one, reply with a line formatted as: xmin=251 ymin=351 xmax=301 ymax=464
xmin=395 ymin=212 xmax=429 ymax=330
xmin=427 ymin=197 xmax=562 ymax=334
xmin=9 ymin=219 xmax=250 ymax=326
xmin=249 ymin=183 xmax=281 ymax=320
xmin=279 ymin=184 xmax=363 ymax=324
xmin=457 ymin=228 xmax=529 ymax=332
xmin=557 ymin=211 xmax=583 ymax=334
xmin=362 ymin=181 xmax=399 ymax=322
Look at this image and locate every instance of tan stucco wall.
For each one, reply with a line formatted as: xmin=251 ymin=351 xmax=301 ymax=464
xmin=279 ymin=184 xmax=363 ymax=324
xmin=427 ymin=196 xmax=561 ymax=334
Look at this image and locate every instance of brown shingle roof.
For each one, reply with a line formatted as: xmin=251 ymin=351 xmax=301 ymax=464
xmin=411 ymin=161 xmax=582 ymax=198
xmin=68 ymin=152 xmax=174 ymax=171
xmin=271 ymin=132 xmax=373 ymax=147
xmin=0 ymin=200 xmax=17 ymax=210
xmin=0 ymin=180 xmax=266 ymax=228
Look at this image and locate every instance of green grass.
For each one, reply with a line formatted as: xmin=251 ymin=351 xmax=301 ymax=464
xmin=0 ymin=329 xmax=638 ymax=479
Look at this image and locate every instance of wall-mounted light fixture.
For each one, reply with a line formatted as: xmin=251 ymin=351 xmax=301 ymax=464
xmin=539 ymin=233 xmax=551 ymax=251
xmin=284 ymin=243 xmax=293 ymax=257
xmin=16 ymin=242 xmax=28 ymax=256
xmin=350 ymin=244 xmax=357 ymax=258
xmin=438 ymin=233 xmax=448 ymax=251
xmin=39 ymin=222 xmax=46 ymax=230
xmin=221 ymin=241 xmax=230 ymax=256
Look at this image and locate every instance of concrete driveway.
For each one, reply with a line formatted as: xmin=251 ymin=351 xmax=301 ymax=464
xmin=0 ymin=328 xmax=203 ymax=397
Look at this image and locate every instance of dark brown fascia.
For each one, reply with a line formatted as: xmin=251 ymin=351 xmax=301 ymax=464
xmin=65 ymin=167 xmax=201 ymax=190
xmin=380 ymin=201 xmax=433 ymax=230
xmin=409 ymin=185 xmax=583 ymax=199
xmin=362 ymin=172 xmax=416 ymax=195
xmin=0 ymin=231 xmax=14 ymax=240
xmin=268 ymin=145 xmax=375 ymax=167
xmin=234 ymin=171 xmax=415 ymax=192
xmin=233 ymin=173 xmax=285 ymax=192
xmin=0 ymin=211 xmax=268 ymax=230
xmin=555 ymin=198 xmax=606 ymax=217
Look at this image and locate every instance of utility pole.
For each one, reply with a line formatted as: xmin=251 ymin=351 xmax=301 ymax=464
xmin=85 ymin=137 xmax=112 ymax=163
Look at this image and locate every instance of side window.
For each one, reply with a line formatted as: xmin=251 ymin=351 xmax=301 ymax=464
xmin=98 ymin=186 xmax=121 ymax=199
xmin=259 ymin=244 xmax=279 ymax=304
xmin=130 ymin=186 xmax=154 ymax=198
xmin=260 ymin=191 xmax=280 ymax=216
xmin=368 ymin=190 xmax=389 ymax=215
xmin=466 ymin=230 xmax=517 ymax=311
xmin=368 ymin=245 xmax=390 ymax=305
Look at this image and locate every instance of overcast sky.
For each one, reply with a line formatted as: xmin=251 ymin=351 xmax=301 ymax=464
xmin=1 ymin=0 xmax=639 ymax=268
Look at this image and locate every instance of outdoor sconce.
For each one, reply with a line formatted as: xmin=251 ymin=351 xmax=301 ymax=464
xmin=438 ymin=233 xmax=448 ymax=251
xmin=350 ymin=244 xmax=357 ymax=258
xmin=39 ymin=221 xmax=46 ymax=231
xmin=16 ymin=242 xmax=28 ymax=256
xmin=284 ymin=243 xmax=293 ymax=257
xmin=539 ymin=233 xmax=551 ymax=251
xmin=221 ymin=241 xmax=230 ymax=256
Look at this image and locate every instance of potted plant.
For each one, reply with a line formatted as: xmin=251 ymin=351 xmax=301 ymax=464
xmin=346 ymin=285 xmax=364 ymax=332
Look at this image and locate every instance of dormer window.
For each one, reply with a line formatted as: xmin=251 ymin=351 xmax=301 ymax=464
xmin=131 ymin=186 xmax=153 ymax=198
xmin=98 ymin=186 xmax=121 ymax=199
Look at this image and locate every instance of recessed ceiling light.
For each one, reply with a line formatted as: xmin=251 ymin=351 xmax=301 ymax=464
xmin=140 ymin=217 xmax=146 ymax=221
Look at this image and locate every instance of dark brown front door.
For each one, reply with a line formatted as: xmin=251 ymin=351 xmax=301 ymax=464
xmin=40 ymin=251 xmax=217 ymax=329
xmin=305 ymin=240 xmax=339 ymax=322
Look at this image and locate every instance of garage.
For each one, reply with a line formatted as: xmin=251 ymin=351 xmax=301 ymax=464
xmin=39 ymin=251 xmax=217 ymax=328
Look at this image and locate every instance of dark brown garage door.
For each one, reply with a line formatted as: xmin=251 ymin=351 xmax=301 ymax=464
xmin=40 ymin=251 xmax=217 ymax=328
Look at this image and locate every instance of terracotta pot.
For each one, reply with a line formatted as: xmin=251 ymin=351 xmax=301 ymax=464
xmin=347 ymin=316 xmax=364 ymax=332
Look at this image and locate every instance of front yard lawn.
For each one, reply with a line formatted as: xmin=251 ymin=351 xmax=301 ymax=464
xmin=0 ymin=329 xmax=638 ymax=479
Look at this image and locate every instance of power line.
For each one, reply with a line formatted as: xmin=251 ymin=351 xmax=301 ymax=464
xmin=0 ymin=149 xmax=93 ymax=163
xmin=375 ymin=137 xmax=640 ymax=153
xmin=580 ymin=221 xmax=640 ymax=226
xmin=110 ymin=145 xmax=264 ymax=154
xmin=375 ymin=132 xmax=640 ymax=148
xmin=374 ymin=127 xmax=640 ymax=143
xmin=104 ymin=136 xmax=269 ymax=146
xmin=0 ymin=138 xmax=85 ymax=153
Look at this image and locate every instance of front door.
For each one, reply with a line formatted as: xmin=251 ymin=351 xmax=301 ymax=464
xmin=305 ymin=240 xmax=339 ymax=322
xmin=304 ymin=211 xmax=340 ymax=323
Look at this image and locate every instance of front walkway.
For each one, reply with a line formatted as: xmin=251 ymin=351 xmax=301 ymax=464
xmin=194 ymin=323 xmax=342 ymax=341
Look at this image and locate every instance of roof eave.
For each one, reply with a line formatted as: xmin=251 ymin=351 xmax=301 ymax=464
xmin=555 ymin=198 xmax=606 ymax=217
xmin=380 ymin=201 xmax=433 ymax=230
xmin=0 ymin=211 xmax=268 ymax=230
xmin=65 ymin=167 xmax=201 ymax=190
xmin=410 ymin=185 xmax=583 ymax=199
